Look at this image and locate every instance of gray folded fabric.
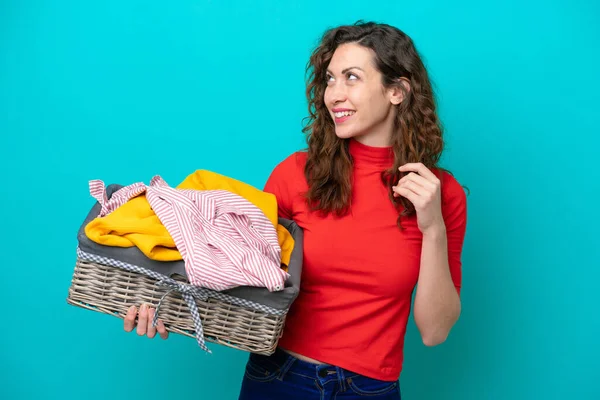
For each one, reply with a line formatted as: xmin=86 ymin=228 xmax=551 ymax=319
xmin=77 ymin=184 xmax=303 ymax=311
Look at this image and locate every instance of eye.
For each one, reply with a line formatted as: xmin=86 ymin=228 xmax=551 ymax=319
xmin=326 ymin=73 xmax=334 ymax=83
xmin=347 ymin=73 xmax=359 ymax=81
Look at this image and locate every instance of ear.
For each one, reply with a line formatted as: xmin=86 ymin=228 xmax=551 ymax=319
xmin=389 ymin=78 xmax=411 ymax=105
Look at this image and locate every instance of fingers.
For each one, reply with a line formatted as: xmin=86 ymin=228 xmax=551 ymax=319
xmin=136 ymin=304 xmax=149 ymax=336
xmin=124 ymin=305 xmax=137 ymax=332
xmin=395 ymin=177 xmax=428 ymax=197
xmin=146 ymin=308 xmax=157 ymax=339
xmin=156 ymin=319 xmax=169 ymax=340
xmin=394 ymin=164 xmax=441 ymax=207
xmin=398 ymin=172 xmax=436 ymax=191
xmin=124 ymin=303 xmax=168 ymax=339
xmin=148 ymin=307 xmax=169 ymax=339
xmin=392 ymin=185 xmax=420 ymax=205
xmin=393 ymin=172 xmax=427 ymax=200
xmin=398 ymin=163 xmax=439 ymax=183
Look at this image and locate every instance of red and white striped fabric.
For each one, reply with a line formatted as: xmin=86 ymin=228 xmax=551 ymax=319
xmin=88 ymin=176 xmax=289 ymax=292
xmin=89 ymin=180 xmax=147 ymax=216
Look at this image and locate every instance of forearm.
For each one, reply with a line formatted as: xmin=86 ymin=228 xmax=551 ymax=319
xmin=413 ymin=224 xmax=461 ymax=346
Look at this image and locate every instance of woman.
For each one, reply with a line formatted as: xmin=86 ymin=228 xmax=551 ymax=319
xmin=124 ymin=21 xmax=467 ymax=399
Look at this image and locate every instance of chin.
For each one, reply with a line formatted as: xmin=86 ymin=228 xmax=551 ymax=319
xmin=334 ymin=127 xmax=361 ymax=140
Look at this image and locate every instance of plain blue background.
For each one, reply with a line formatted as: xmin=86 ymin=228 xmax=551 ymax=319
xmin=1 ymin=1 xmax=598 ymax=399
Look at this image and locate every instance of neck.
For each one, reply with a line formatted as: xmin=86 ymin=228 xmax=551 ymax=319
xmin=348 ymin=138 xmax=394 ymax=168
xmin=353 ymin=133 xmax=392 ymax=147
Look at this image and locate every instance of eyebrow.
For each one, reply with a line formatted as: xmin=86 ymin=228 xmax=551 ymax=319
xmin=327 ymin=66 xmax=365 ymax=75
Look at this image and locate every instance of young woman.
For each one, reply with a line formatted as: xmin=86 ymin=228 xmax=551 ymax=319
xmin=125 ymin=21 xmax=467 ymax=399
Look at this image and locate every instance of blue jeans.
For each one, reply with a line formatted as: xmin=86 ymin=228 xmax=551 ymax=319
xmin=238 ymin=348 xmax=401 ymax=399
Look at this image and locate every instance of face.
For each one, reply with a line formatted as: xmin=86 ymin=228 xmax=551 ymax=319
xmin=324 ymin=43 xmax=404 ymax=147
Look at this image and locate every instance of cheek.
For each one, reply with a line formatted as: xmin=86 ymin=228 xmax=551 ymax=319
xmin=351 ymin=86 xmax=376 ymax=108
xmin=347 ymin=88 xmax=364 ymax=110
xmin=362 ymin=91 xmax=389 ymax=116
xmin=323 ymin=87 xmax=332 ymax=106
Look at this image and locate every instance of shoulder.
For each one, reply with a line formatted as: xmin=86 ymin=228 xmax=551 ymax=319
xmin=267 ymin=151 xmax=308 ymax=182
xmin=274 ymin=151 xmax=308 ymax=172
xmin=437 ymin=170 xmax=466 ymax=201
xmin=263 ymin=151 xmax=308 ymax=218
xmin=435 ymin=169 xmax=468 ymax=224
xmin=263 ymin=151 xmax=308 ymax=193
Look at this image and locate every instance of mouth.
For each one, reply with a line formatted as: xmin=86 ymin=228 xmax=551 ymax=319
xmin=332 ymin=110 xmax=356 ymax=124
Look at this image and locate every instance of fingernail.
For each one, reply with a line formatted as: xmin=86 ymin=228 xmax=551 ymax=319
xmin=128 ymin=305 xmax=136 ymax=314
xmin=140 ymin=304 xmax=147 ymax=312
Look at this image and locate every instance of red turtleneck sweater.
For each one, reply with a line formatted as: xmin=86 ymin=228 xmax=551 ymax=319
xmin=263 ymin=139 xmax=467 ymax=381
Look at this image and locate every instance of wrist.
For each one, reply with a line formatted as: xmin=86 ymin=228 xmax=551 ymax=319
xmin=422 ymin=221 xmax=446 ymax=240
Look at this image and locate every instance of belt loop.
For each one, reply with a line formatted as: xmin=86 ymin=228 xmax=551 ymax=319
xmin=276 ymin=352 xmax=296 ymax=381
xmin=336 ymin=366 xmax=347 ymax=392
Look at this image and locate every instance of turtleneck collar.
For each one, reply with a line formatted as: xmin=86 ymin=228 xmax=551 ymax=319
xmin=348 ymin=138 xmax=394 ymax=168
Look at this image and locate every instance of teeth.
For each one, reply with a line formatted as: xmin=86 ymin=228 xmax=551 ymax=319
xmin=334 ymin=111 xmax=355 ymax=118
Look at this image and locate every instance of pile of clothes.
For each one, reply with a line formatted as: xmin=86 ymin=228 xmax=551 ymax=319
xmin=74 ymin=169 xmax=303 ymax=352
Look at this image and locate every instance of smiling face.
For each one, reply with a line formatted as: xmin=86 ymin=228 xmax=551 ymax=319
xmin=324 ymin=42 xmax=405 ymax=147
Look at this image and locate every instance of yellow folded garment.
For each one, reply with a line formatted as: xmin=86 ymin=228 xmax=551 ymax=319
xmin=84 ymin=170 xmax=294 ymax=269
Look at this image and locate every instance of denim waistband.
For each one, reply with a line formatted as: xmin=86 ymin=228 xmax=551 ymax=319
xmin=251 ymin=347 xmax=365 ymax=389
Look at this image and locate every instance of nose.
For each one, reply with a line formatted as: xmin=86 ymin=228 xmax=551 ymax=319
xmin=326 ymin=81 xmax=347 ymax=106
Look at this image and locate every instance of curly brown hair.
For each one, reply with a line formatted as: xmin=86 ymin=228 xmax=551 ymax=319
xmin=301 ymin=21 xmax=446 ymax=228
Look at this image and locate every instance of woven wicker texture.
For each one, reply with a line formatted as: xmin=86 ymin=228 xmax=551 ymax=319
xmin=67 ymin=258 xmax=287 ymax=355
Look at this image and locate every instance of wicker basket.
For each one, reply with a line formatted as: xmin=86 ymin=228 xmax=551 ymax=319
xmin=67 ymin=257 xmax=287 ymax=355
xmin=67 ymin=183 xmax=303 ymax=355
